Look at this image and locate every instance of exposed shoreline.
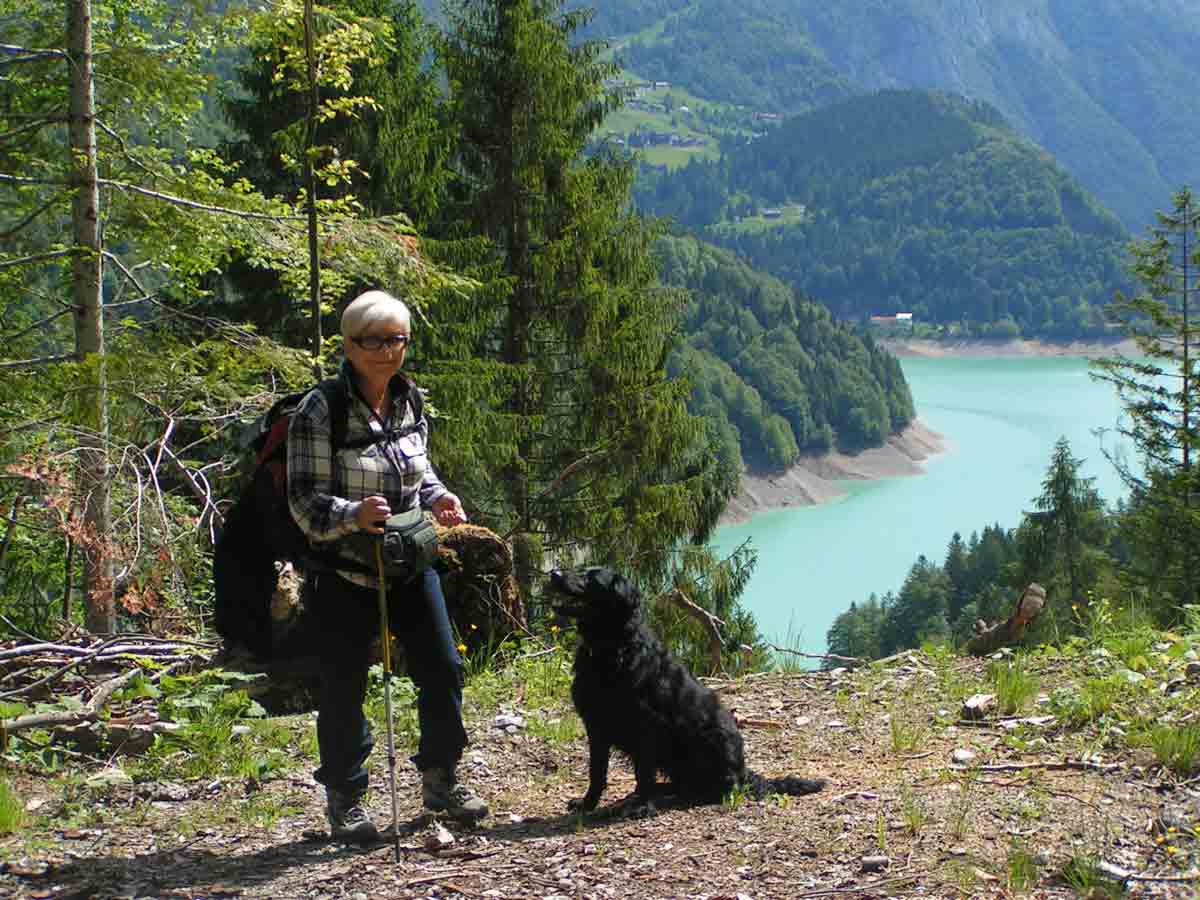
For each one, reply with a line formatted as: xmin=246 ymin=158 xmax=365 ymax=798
xmin=878 ymin=335 xmax=1140 ymax=358
xmin=720 ymin=419 xmax=947 ymax=526
xmin=719 ymin=336 xmax=1132 ymax=526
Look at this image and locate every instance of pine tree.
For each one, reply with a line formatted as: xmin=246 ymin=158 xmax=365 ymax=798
xmin=1092 ymin=187 xmax=1200 ymax=607
xmin=433 ymin=0 xmax=734 ymax=598
xmin=943 ymin=531 xmax=970 ymax=622
xmin=1017 ymin=436 xmax=1107 ymax=609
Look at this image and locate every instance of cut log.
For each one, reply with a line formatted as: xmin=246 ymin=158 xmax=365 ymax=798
xmin=966 ymin=583 xmax=1046 ymax=656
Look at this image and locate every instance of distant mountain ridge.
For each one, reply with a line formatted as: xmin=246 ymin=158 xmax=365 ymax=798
xmin=636 ymin=90 xmax=1133 ymax=336
xmin=591 ymin=0 xmax=1200 ymax=230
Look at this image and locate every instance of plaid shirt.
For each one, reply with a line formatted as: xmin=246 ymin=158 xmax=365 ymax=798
xmin=287 ymin=364 xmax=449 ymax=587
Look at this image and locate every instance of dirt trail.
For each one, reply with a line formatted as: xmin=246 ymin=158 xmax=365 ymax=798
xmin=3 ymin=652 xmax=1195 ymax=899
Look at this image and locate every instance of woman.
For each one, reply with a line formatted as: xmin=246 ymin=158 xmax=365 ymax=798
xmin=288 ymin=289 xmax=487 ymax=841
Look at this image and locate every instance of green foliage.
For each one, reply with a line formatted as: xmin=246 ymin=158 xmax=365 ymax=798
xmin=659 ymin=234 xmax=914 ymax=466
xmin=1048 ymin=674 xmax=1133 ymax=729
xmin=636 ymin=90 xmax=1132 ymax=337
xmin=1092 ymin=186 xmax=1200 ymax=610
xmin=129 ymin=670 xmax=293 ymax=783
xmin=1005 ymin=842 xmax=1040 ymax=892
xmin=1145 ymin=724 xmax=1200 ymax=777
xmin=1060 ymin=853 xmax=1119 ymax=898
xmin=0 ymin=778 xmax=25 ymax=835
xmin=224 ymin=0 xmax=451 ymax=225
xmin=644 ymin=540 xmax=765 ymax=676
xmin=888 ymin=708 xmax=924 ymax=753
xmin=832 ymin=435 xmax=1128 ymax=662
xmin=1015 ymin=436 xmax=1109 ymax=610
xmin=898 ymin=782 xmax=925 ymax=836
xmin=430 ymin=0 xmax=736 ymax=600
xmin=988 ymin=656 xmax=1039 ymax=716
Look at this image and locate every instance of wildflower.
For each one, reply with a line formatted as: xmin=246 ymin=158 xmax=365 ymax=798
xmin=457 ymin=643 xmax=467 ymax=654
xmin=470 ymin=623 xmax=478 ymax=631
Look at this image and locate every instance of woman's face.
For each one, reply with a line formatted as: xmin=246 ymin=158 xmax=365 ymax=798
xmin=345 ymin=313 xmax=410 ymax=384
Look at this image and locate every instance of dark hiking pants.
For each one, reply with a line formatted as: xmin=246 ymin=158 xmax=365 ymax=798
xmin=308 ymin=567 xmax=467 ymax=795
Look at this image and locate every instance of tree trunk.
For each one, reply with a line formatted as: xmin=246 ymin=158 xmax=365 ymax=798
xmin=303 ymin=0 xmax=323 ymax=375
xmin=68 ymin=0 xmax=114 ymax=634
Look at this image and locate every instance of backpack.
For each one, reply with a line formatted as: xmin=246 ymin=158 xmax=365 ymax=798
xmin=212 ymin=374 xmax=424 ymax=657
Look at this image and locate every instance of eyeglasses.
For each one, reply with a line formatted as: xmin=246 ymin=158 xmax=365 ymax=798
xmin=351 ymin=334 xmax=410 ymax=351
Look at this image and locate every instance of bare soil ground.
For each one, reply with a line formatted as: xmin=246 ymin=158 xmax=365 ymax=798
xmin=4 ymin=644 xmax=1199 ymax=900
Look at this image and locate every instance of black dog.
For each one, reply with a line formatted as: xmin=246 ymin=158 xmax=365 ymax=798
xmin=549 ymin=566 xmax=826 ymax=812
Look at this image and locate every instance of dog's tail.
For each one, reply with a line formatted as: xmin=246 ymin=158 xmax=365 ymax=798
xmin=744 ymin=770 xmax=827 ymax=799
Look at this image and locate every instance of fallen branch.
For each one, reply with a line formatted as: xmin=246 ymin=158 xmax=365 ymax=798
xmin=736 ymin=717 xmax=784 ymax=729
xmin=0 ymin=636 xmax=127 ymax=700
xmin=950 ymin=759 xmax=1120 ymax=775
xmin=3 ymin=664 xmax=159 ymax=734
xmin=661 ymin=587 xmax=726 ymax=675
xmin=793 ymin=874 xmax=921 ymax=897
xmin=0 ymin=640 xmax=198 ymax=662
xmin=1098 ymin=860 xmax=1200 ymax=884
xmin=767 ymin=644 xmax=864 ymax=668
xmin=404 ymin=870 xmax=476 ymax=888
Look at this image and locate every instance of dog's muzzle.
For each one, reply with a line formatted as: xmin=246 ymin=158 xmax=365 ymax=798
xmin=547 ymin=568 xmax=589 ymax=620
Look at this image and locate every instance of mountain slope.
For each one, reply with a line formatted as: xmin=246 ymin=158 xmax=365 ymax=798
xmin=659 ymin=234 xmax=914 ymax=471
xmin=638 ymin=91 xmax=1133 ymax=336
xmin=592 ymin=0 xmax=1200 ymax=230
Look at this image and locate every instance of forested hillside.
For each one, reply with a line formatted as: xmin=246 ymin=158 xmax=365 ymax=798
xmin=588 ymin=0 xmax=1200 ymax=231
xmin=660 ymin=235 xmax=912 ymax=471
xmin=638 ymin=91 xmax=1133 ymax=337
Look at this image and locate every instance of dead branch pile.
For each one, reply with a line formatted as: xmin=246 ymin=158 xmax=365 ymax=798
xmin=0 ymin=635 xmax=213 ymax=754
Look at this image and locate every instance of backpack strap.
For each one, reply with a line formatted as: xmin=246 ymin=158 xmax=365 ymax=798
xmin=315 ymin=376 xmax=351 ymax=453
xmin=337 ymin=372 xmax=427 ymax=450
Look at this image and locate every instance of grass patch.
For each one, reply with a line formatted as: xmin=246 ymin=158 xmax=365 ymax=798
xmin=1006 ymin=843 xmax=1040 ymax=891
xmin=889 ymin=709 xmax=924 ymax=753
xmin=1060 ymin=853 xmax=1120 ymax=898
xmin=0 ymin=777 xmax=25 ymax=834
xmin=899 ymin=783 xmax=925 ymax=836
xmin=988 ymin=656 xmax=1039 ymax=715
xmin=722 ymin=782 xmax=753 ymax=811
xmin=1147 ymin=724 xmax=1200 ymax=776
xmin=1048 ymin=673 xmax=1135 ymax=728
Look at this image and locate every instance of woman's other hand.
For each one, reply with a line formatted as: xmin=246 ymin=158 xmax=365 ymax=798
xmin=354 ymin=495 xmax=391 ymax=533
xmin=431 ymin=493 xmax=467 ymax=527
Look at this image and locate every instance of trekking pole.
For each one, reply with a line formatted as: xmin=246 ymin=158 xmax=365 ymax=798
xmin=375 ymin=540 xmax=402 ymax=862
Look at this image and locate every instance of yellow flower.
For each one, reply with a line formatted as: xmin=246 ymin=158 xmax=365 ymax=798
xmin=1167 ymin=846 xmax=1178 ymax=855
xmin=470 ymin=623 xmax=478 ymax=631
xmin=457 ymin=643 xmax=467 ymax=654
xmin=551 ymin=625 xmax=560 ymax=633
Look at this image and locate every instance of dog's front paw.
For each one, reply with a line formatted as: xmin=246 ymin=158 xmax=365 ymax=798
xmin=617 ymin=794 xmax=657 ymax=819
xmin=568 ymin=795 xmax=599 ymax=813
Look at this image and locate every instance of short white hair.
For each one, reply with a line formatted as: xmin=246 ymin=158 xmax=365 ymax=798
xmin=341 ymin=290 xmax=411 ymax=339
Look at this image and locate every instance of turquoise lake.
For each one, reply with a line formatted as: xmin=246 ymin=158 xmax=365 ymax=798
xmin=712 ymin=355 xmax=1134 ymax=656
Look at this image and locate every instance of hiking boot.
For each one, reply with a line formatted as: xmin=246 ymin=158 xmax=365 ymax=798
xmin=325 ymin=788 xmax=378 ymax=842
xmin=422 ymin=767 xmax=489 ymax=822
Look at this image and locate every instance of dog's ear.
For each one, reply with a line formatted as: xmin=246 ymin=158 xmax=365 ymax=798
xmin=589 ymin=567 xmax=642 ymax=616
